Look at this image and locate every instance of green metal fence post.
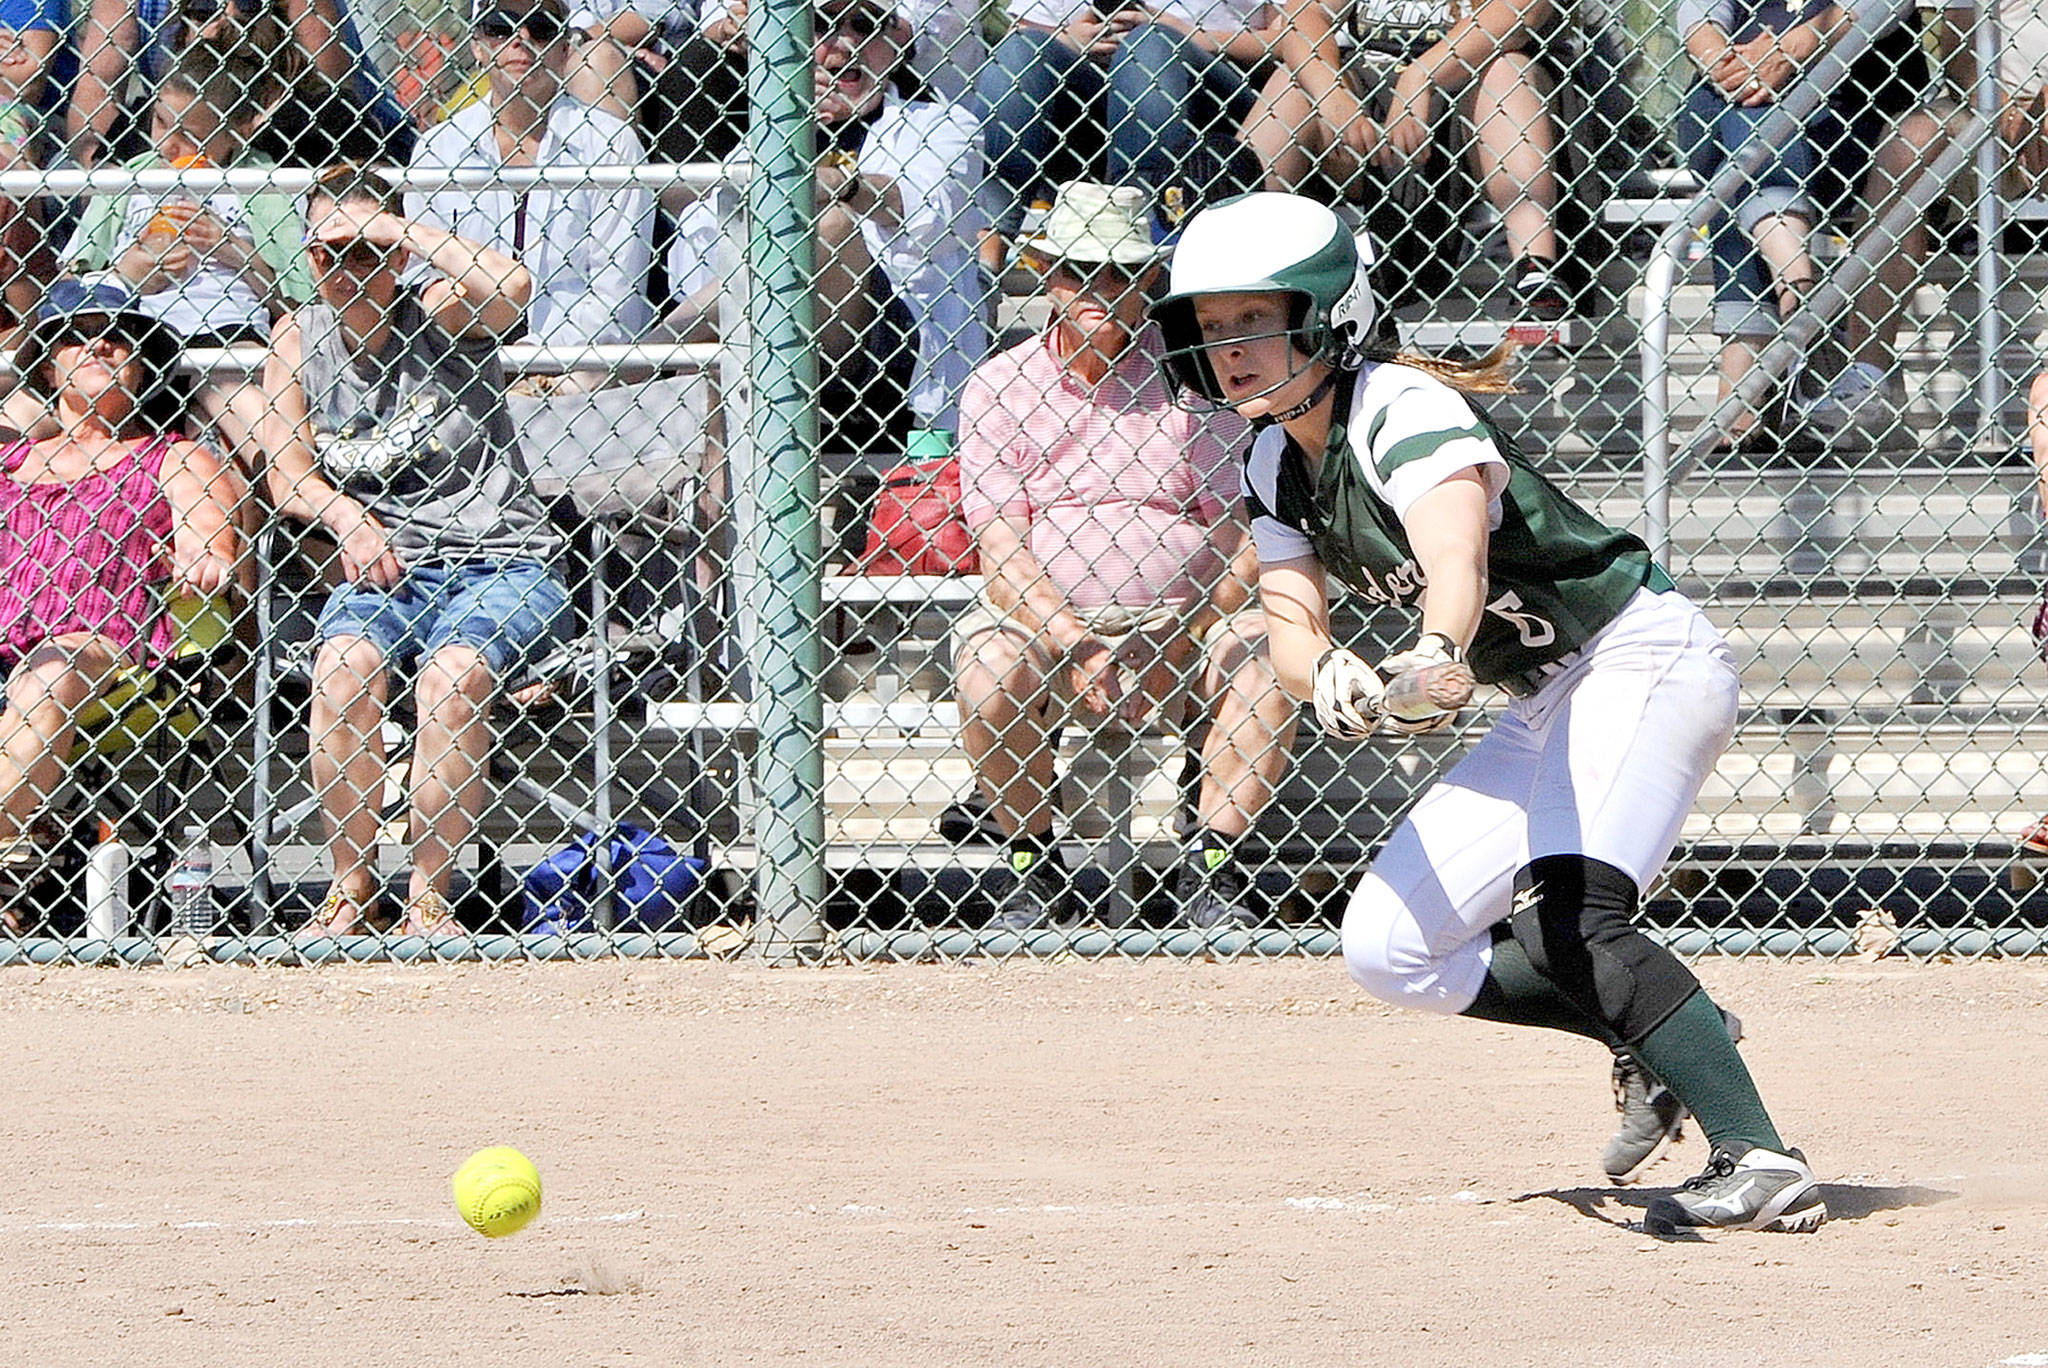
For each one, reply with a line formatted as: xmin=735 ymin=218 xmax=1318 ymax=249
xmin=745 ymin=0 xmax=826 ymax=960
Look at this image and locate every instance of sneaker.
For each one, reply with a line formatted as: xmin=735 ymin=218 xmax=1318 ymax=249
xmin=1508 ymin=256 xmax=1590 ymax=322
xmin=1798 ymin=361 xmax=1895 ymax=438
xmin=988 ymin=847 xmax=1078 ymax=932
xmin=1171 ymin=847 xmax=1254 ymax=930
xmin=1643 ymin=1145 xmax=1827 ymax=1235
xmin=1599 ymin=1009 xmax=1743 ymax=1184
xmin=937 ymin=792 xmax=1005 ymax=847
xmin=1602 ymin=1054 xmax=1685 ymax=1185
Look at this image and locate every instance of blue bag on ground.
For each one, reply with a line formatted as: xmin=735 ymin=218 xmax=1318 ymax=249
xmin=524 ymin=823 xmax=709 ymax=933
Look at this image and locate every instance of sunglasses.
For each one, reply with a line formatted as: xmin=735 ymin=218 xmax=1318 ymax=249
xmin=1048 ymin=259 xmax=1149 ymax=289
xmin=306 ymin=238 xmax=389 ymax=273
xmin=478 ymin=9 xmax=564 ymax=43
xmin=51 ymin=325 xmax=139 ymax=353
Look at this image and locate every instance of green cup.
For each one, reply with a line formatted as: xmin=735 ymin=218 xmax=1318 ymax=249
xmin=905 ymin=428 xmax=952 ymax=461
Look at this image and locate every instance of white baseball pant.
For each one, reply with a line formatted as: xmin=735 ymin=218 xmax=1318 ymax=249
xmin=1341 ymin=588 xmax=1741 ymax=1013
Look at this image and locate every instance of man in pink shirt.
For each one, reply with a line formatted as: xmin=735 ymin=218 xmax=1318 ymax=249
xmin=953 ymin=180 xmax=1296 ymax=932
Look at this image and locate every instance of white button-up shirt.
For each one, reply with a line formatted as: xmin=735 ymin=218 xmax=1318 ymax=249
xmin=669 ymin=94 xmax=989 ymax=432
xmin=408 ymin=94 xmax=655 ymax=347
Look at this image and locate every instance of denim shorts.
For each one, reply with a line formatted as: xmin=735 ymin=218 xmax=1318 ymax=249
xmin=316 ymin=560 xmax=574 ymax=682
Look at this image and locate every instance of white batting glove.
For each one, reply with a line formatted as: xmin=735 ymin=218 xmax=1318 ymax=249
xmin=1312 ymin=646 xmax=1385 ymax=739
xmin=1377 ymin=632 xmax=1464 ymax=736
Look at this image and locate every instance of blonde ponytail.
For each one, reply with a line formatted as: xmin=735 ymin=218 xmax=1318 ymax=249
xmin=1365 ymin=339 xmax=1520 ymax=395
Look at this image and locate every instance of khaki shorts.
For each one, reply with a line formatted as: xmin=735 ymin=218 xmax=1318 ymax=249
xmin=952 ymin=596 xmax=1269 ymax=731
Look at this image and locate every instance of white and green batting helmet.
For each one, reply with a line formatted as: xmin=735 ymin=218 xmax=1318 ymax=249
xmin=1152 ymin=192 xmax=1377 ymax=408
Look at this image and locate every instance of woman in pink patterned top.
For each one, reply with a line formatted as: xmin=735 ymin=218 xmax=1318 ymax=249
xmin=0 ymin=281 xmax=240 ymax=930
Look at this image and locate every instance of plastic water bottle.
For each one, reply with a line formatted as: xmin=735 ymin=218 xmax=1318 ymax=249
xmin=167 ymin=825 xmax=213 ymax=937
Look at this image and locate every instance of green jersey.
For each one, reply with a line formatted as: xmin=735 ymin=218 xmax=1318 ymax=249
xmin=1242 ymin=362 xmax=1663 ymax=684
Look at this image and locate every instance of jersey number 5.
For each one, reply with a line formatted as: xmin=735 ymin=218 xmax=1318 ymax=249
xmin=1487 ymin=591 xmax=1557 ymax=649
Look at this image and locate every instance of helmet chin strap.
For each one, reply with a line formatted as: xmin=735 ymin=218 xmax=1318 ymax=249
xmin=1266 ymin=369 xmax=1336 ymax=424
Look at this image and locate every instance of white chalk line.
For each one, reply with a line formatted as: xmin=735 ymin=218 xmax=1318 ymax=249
xmin=14 ymin=1171 xmax=1981 ymax=1238
xmin=0 ymin=1191 xmax=1478 ymax=1237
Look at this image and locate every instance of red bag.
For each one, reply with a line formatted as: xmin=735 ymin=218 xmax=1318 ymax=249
xmin=853 ymin=456 xmax=980 ymax=575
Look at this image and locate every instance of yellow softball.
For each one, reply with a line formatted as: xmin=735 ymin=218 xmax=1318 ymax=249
xmin=451 ymin=1146 xmax=543 ymax=1238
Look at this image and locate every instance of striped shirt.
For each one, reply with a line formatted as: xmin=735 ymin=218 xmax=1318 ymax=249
xmin=957 ymin=324 xmax=1249 ymax=610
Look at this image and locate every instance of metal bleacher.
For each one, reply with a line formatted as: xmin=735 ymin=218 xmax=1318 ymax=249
xmin=724 ymin=152 xmax=2048 ymax=939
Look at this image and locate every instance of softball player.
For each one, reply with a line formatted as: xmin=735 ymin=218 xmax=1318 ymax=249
xmin=1152 ymin=192 xmax=1823 ymax=1235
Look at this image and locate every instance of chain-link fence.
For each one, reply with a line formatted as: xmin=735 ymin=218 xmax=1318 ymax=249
xmin=0 ymin=0 xmax=2043 ymax=963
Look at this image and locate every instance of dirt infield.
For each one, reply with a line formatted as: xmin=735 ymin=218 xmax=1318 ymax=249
xmin=1 ymin=956 xmax=2043 ymax=1368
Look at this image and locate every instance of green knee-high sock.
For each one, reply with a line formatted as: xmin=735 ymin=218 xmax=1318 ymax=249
xmin=1632 ymin=990 xmax=1784 ymax=1155
xmin=1460 ymin=934 xmax=1620 ymax=1048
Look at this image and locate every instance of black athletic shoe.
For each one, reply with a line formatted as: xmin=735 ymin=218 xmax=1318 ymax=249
xmin=1602 ymin=1053 xmax=1686 ymax=1185
xmin=988 ymin=848 xmax=1078 ymax=932
xmin=1601 ymin=1009 xmax=1743 ymax=1184
xmin=1643 ymin=1145 xmax=1827 ymax=1235
xmin=1508 ymin=255 xmax=1591 ymax=322
xmin=1170 ymin=848 xmax=1254 ymax=930
xmin=937 ymin=792 xmax=1005 ymax=846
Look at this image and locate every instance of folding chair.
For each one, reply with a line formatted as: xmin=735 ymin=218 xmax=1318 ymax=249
xmin=245 ymin=373 xmax=715 ymax=937
xmin=36 ymin=592 xmax=248 ymax=937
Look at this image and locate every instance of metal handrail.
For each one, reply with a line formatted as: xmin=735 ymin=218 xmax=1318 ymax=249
xmin=0 ymin=162 xmax=746 ymax=198
xmin=1639 ymin=1 xmax=1910 ymax=565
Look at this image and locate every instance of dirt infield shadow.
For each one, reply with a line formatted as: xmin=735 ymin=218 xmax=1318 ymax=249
xmin=1514 ymin=1182 xmax=1959 ymax=1234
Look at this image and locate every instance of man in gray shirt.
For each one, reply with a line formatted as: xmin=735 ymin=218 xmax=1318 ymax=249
xmin=254 ymin=165 xmax=571 ymax=940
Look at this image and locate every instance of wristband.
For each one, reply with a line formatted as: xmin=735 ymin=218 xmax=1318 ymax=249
xmin=1414 ymin=631 xmax=1464 ymax=663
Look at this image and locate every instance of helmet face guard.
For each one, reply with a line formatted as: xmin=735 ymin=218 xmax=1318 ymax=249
xmin=1154 ymin=293 xmax=1328 ymax=412
xmin=1151 ymin=192 xmax=1379 ymax=413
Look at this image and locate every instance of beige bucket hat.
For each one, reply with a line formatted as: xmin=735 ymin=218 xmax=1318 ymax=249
xmin=1020 ymin=181 xmax=1162 ymax=267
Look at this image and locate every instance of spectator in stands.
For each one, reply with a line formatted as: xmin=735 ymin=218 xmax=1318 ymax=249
xmin=0 ymin=0 xmax=59 ymax=152
xmin=1242 ymin=0 xmax=1608 ymax=321
xmin=973 ymin=0 xmax=1277 ymax=271
xmin=62 ymin=55 xmax=309 ymax=346
xmin=1805 ymin=1 xmax=2045 ymax=439
xmin=54 ymin=51 xmax=310 ymax=567
xmin=637 ymin=0 xmax=981 ymax=168
xmin=547 ymin=0 xmax=688 ymax=124
xmin=2000 ymin=0 xmax=2048 ymax=180
xmin=953 ymin=181 xmax=1296 ymax=932
xmin=657 ymin=0 xmax=986 ymax=449
xmin=0 ymin=0 xmax=67 ymax=331
xmin=631 ymin=0 xmax=748 ymax=166
xmin=0 ymin=280 xmax=239 ymax=931
xmin=183 ymin=0 xmax=414 ymax=165
xmin=254 ymin=165 xmax=571 ymax=939
xmin=1675 ymin=0 xmax=1928 ymax=452
xmin=2026 ymin=342 xmax=2048 ymax=854
xmin=65 ymin=0 xmax=416 ymax=170
xmin=410 ymin=0 xmax=655 ymax=389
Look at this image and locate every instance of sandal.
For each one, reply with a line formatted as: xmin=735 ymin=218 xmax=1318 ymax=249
xmin=402 ymin=888 xmax=463 ymax=938
xmin=295 ymin=885 xmax=383 ymax=942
